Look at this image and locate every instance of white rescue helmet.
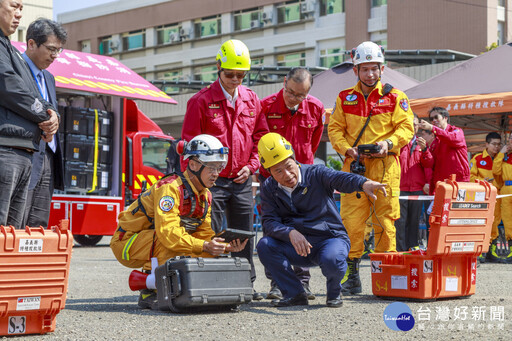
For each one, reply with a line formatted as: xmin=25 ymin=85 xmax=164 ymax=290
xmin=351 ymin=41 xmax=385 ymax=66
xmin=182 ymin=134 xmax=228 ymax=164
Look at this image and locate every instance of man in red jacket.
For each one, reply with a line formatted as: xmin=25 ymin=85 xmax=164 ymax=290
xmin=395 ymin=114 xmax=432 ymax=251
xmin=181 ymin=39 xmax=269 ymax=300
xmin=418 ymin=107 xmax=470 ymax=194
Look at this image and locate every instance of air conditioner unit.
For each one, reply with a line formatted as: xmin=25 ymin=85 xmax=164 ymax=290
xmin=250 ymin=20 xmax=261 ymax=29
xmin=179 ymin=28 xmax=190 ymax=39
xmin=169 ymin=32 xmax=180 ymax=43
xmin=301 ymin=0 xmax=315 ymax=13
xmin=262 ymin=10 xmax=273 ymax=22
xmin=109 ymin=38 xmax=120 ymax=51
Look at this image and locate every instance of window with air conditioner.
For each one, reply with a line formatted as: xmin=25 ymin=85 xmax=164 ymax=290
xmin=193 ymin=65 xmax=218 ymax=82
xmin=99 ymin=36 xmax=113 ymax=55
xmin=319 ymin=48 xmax=345 ymax=68
xmin=234 ymin=7 xmax=262 ymax=31
xmin=277 ymin=1 xmax=302 ymax=24
xmin=277 ymin=51 xmax=306 ymax=66
xmin=320 ymin=0 xmax=344 ymax=16
xmin=194 ymin=15 xmax=221 ymax=38
xmin=157 ymin=24 xmax=181 ymax=45
xmin=122 ymin=30 xmax=145 ymax=51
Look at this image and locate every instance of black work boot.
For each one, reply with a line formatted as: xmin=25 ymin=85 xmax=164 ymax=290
xmin=341 ymin=258 xmax=362 ymax=295
xmin=138 ymin=289 xmax=158 ymax=309
xmin=486 ymin=239 xmax=504 ymax=263
xmin=504 ymin=240 xmax=512 ymax=264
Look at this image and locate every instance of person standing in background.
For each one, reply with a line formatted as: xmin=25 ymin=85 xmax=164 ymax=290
xmin=395 ymin=114 xmax=432 ymax=251
xmin=0 ymin=0 xmax=59 ymax=228
xmin=418 ymin=107 xmax=470 ymax=194
xmin=22 ymin=18 xmax=66 ymax=228
xmin=181 ymin=39 xmax=269 ymax=300
xmin=259 ymin=67 xmax=324 ymax=300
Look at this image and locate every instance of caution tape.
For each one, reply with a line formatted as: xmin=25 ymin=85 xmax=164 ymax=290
xmin=399 ymin=194 xmax=512 ymax=200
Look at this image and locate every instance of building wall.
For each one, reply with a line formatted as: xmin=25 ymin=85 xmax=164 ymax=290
xmin=388 ymin=0 xmax=510 ymax=55
xmin=11 ymin=0 xmax=53 ymax=42
xmin=345 ymin=0 xmax=370 ymax=49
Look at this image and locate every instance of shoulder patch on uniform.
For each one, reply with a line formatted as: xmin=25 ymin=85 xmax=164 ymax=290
xmin=399 ymin=99 xmax=409 ymax=111
xmin=159 ymin=196 xmax=175 ymax=212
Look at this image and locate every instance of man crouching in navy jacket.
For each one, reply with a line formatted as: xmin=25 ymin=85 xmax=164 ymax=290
xmin=256 ymin=133 xmax=386 ymax=308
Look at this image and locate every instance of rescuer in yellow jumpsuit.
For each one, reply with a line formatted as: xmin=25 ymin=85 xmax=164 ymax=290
xmin=328 ymin=41 xmax=414 ymax=294
xmin=470 ymin=132 xmax=503 ymax=263
xmin=110 ymin=134 xmax=247 ymax=308
xmin=492 ymin=136 xmax=512 ymax=264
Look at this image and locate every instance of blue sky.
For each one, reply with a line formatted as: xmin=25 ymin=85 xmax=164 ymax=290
xmin=53 ymin=0 xmax=115 ymax=20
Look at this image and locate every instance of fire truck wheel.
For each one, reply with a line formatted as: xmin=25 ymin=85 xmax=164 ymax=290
xmin=73 ymin=234 xmax=103 ymax=246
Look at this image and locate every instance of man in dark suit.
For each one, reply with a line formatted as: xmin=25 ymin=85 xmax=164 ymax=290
xmin=22 ymin=18 xmax=67 ymax=227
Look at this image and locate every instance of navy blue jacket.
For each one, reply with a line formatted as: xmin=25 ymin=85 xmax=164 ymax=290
xmin=260 ymin=163 xmax=367 ymax=241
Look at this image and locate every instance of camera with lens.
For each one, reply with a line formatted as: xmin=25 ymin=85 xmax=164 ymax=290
xmin=350 ymin=144 xmax=382 ymax=175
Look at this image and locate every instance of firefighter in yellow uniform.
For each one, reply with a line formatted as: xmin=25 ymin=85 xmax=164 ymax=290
xmin=110 ymin=134 xmax=247 ymax=308
xmin=492 ymin=136 xmax=512 ymax=263
xmin=328 ymin=41 xmax=414 ymax=294
xmin=470 ymin=132 xmax=503 ymax=263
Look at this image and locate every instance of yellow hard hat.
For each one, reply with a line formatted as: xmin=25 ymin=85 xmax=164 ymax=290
xmin=258 ymin=133 xmax=294 ymax=169
xmin=216 ymin=39 xmax=251 ymax=71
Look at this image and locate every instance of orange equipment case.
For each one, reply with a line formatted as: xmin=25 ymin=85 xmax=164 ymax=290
xmin=369 ymin=177 xmax=496 ymax=300
xmin=0 ymin=220 xmax=73 ymax=335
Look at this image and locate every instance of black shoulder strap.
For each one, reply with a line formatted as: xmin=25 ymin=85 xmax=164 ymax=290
xmin=177 ymin=173 xmax=209 ymax=233
xmin=352 ymin=83 xmax=394 ymax=148
xmin=131 ymin=180 xmax=154 ymax=229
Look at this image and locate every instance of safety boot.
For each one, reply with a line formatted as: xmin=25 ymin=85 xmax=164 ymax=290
xmin=138 ymin=289 xmax=158 ymax=309
xmin=477 ymin=253 xmax=486 ymax=264
xmin=361 ymin=236 xmax=374 ymax=260
xmin=341 ymin=258 xmax=362 ymax=295
xmin=486 ymin=239 xmax=504 ymax=263
xmin=503 ymin=240 xmax=512 ymax=264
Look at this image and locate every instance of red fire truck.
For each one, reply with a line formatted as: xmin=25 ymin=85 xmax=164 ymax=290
xmin=13 ymin=42 xmax=176 ymax=246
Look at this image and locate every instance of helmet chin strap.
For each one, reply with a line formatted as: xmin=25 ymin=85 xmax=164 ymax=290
xmin=358 ymin=65 xmax=382 ymax=89
xmin=188 ymin=162 xmax=207 ymax=188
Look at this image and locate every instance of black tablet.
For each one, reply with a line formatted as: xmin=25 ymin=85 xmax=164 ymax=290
xmin=215 ymin=228 xmax=255 ymax=243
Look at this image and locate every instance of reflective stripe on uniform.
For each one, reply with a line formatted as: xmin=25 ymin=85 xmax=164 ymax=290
xmin=122 ymin=233 xmax=139 ymax=261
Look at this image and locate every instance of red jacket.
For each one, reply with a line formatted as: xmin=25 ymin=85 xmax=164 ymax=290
xmin=181 ymin=80 xmax=269 ymax=178
xmin=423 ymin=124 xmax=470 ymax=194
xmin=259 ymin=90 xmax=324 ymax=177
xmin=399 ymin=136 xmax=432 ymax=192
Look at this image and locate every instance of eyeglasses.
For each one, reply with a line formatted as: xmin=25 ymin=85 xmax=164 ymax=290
xmin=283 ymin=87 xmax=308 ymax=101
xmin=196 ymin=160 xmax=225 ymax=174
xmin=222 ymin=70 xmax=247 ymax=79
xmin=42 ymin=44 xmax=63 ymax=56
xmin=429 ymin=114 xmax=442 ymax=122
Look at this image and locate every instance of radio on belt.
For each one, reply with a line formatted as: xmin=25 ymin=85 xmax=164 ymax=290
xmin=370 ymin=175 xmax=497 ymax=300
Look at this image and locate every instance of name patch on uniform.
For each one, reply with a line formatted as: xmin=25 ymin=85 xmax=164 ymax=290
xmin=208 ymin=103 xmax=220 ymax=109
xmin=268 ymin=113 xmax=282 ymax=119
xmin=343 ymin=101 xmax=358 ymax=105
xmin=399 ymin=99 xmax=409 ymax=112
xmin=159 ymin=196 xmax=174 ymax=212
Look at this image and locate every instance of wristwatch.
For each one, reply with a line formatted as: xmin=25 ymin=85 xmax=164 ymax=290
xmin=384 ymin=139 xmax=393 ymax=150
